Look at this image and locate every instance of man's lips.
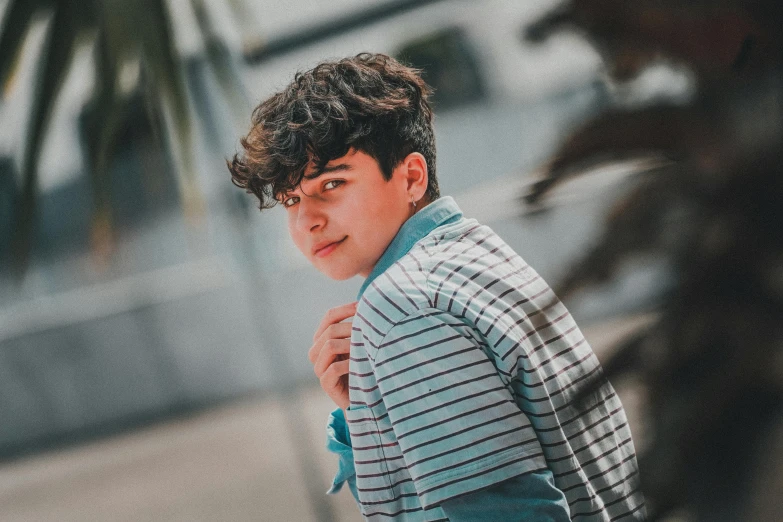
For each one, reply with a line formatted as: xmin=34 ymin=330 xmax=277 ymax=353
xmin=313 ymin=237 xmax=347 ymax=257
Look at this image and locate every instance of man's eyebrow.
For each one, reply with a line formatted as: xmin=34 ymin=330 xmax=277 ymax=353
xmin=308 ymin=163 xmax=352 ymax=177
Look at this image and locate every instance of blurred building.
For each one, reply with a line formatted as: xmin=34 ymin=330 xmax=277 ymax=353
xmin=0 ymin=0 xmax=669 ymax=461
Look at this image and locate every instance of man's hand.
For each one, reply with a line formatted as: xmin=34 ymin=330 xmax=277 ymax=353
xmin=309 ymin=302 xmax=358 ymax=410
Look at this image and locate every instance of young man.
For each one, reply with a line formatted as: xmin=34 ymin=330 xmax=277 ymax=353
xmin=229 ymin=53 xmax=645 ymax=521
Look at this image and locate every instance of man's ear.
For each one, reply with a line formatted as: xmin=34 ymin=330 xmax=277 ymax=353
xmin=399 ymin=152 xmax=428 ymax=201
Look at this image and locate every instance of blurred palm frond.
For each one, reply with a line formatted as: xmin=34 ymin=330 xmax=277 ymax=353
xmin=0 ymin=0 xmax=250 ymax=275
xmin=526 ymin=1 xmax=783 ymax=520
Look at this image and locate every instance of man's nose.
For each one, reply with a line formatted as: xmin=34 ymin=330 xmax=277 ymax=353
xmin=296 ymin=196 xmax=326 ymax=233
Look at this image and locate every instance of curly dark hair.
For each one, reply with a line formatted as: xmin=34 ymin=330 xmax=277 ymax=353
xmin=228 ymin=53 xmax=439 ymax=209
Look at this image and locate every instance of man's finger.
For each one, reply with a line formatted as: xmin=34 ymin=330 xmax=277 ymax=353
xmin=317 ymin=321 xmax=353 ymax=345
xmin=319 ymin=359 xmax=350 ymax=389
xmin=313 ymin=301 xmax=358 ymax=342
xmin=308 ymin=322 xmax=353 ymax=364
xmin=313 ymin=338 xmax=351 ymax=378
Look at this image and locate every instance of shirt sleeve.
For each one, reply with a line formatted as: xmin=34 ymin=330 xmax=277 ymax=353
xmin=325 ymin=407 xmax=359 ymax=503
xmin=367 ymin=307 xmax=550 ymax=509
xmin=440 ymin=469 xmax=571 ymax=521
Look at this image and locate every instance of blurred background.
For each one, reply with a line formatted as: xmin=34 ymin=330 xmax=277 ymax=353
xmin=0 ymin=0 xmax=780 ymax=520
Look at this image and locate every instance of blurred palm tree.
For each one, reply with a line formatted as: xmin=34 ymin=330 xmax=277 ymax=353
xmin=0 ymin=0 xmax=251 ymax=275
xmin=525 ymin=1 xmax=783 ymax=520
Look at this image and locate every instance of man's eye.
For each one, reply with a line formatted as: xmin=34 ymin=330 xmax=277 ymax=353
xmin=323 ymin=180 xmax=344 ymax=191
xmin=282 ymin=196 xmax=299 ymax=208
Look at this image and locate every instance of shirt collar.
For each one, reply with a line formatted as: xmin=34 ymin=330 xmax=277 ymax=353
xmin=357 ymin=196 xmax=463 ymax=299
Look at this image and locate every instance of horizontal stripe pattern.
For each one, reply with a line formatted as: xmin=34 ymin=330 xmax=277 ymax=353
xmin=347 ymin=216 xmax=645 ymax=521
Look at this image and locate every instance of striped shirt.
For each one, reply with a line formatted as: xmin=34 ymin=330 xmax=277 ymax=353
xmin=339 ymin=196 xmax=645 ymax=521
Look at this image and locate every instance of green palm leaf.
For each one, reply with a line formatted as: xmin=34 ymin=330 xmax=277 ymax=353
xmin=0 ymin=0 xmax=42 ymax=94
xmin=191 ymin=0 xmax=250 ymax=127
xmin=98 ymin=0 xmax=200 ymax=216
xmin=2 ymin=0 xmax=253 ymax=275
xmin=11 ymin=0 xmax=85 ymax=275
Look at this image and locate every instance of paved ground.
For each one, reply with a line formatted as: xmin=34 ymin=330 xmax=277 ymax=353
xmin=0 ymin=314 xmax=654 ymax=522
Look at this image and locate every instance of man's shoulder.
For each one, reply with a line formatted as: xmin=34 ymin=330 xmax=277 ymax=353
xmin=406 ymin=217 xmax=523 ymax=286
xmin=417 ymin=216 xmax=487 ymax=253
xmin=362 ymin=218 xmax=487 ymax=295
xmin=356 ymin=218 xmax=514 ymax=342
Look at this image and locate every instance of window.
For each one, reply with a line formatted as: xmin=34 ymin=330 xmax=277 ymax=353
xmin=396 ymin=27 xmax=486 ymax=110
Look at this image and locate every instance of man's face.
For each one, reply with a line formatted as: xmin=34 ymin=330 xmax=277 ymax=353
xmin=282 ymin=149 xmax=412 ymax=280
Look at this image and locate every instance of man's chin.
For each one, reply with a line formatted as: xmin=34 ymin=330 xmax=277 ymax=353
xmin=317 ymin=263 xmax=358 ymax=281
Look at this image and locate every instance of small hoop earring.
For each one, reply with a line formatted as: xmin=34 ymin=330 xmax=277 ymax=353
xmin=411 ymin=198 xmax=417 ymax=211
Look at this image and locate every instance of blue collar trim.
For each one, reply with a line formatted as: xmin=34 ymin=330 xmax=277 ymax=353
xmin=357 ymin=196 xmax=463 ymax=299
